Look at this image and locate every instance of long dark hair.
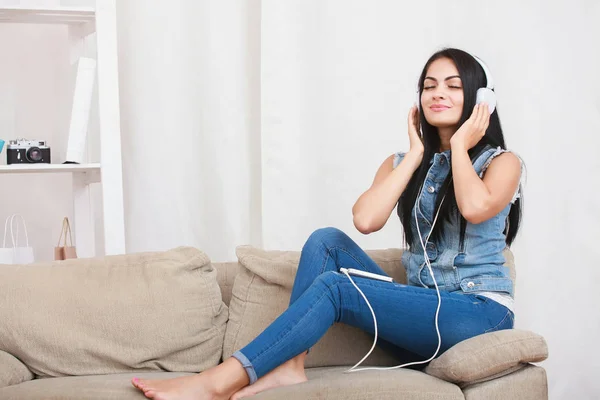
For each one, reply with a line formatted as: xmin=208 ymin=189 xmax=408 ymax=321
xmin=397 ymin=48 xmax=522 ymax=249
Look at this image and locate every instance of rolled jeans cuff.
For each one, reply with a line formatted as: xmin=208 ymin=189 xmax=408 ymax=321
xmin=232 ymin=350 xmax=258 ymax=384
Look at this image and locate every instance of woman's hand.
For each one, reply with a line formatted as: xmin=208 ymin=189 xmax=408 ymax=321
xmin=450 ymin=103 xmax=491 ymax=152
xmin=408 ymin=105 xmax=424 ymax=155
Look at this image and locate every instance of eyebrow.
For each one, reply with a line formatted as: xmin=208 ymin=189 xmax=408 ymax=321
xmin=424 ymin=75 xmax=461 ymax=82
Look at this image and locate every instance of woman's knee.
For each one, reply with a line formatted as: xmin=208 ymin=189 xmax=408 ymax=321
xmin=314 ymin=270 xmax=343 ymax=284
xmin=313 ymin=271 xmax=343 ymax=296
xmin=303 ymin=227 xmax=348 ymax=252
xmin=295 ymin=228 xmax=350 ymax=282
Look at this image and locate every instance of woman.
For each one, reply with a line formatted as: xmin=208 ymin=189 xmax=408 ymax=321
xmin=132 ymin=47 xmax=523 ymax=400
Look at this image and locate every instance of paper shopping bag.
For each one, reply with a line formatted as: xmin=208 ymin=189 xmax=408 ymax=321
xmin=55 ymin=217 xmax=77 ymax=261
xmin=0 ymin=214 xmax=35 ymax=265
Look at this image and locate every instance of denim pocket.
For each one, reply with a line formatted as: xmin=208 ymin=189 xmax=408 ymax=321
xmin=485 ymin=310 xmax=514 ymax=333
xmin=470 ymin=294 xmax=489 ymax=304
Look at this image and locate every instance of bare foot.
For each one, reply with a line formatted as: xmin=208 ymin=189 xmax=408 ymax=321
xmin=230 ymin=357 xmax=308 ymax=400
xmin=131 ymin=358 xmax=250 ymax=400
xmin=131 ymin=375 xmax=220 ymax=400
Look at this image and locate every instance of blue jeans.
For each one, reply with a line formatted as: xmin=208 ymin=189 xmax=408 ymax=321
xmin=232 ymin=227 xmax=514 ymax=384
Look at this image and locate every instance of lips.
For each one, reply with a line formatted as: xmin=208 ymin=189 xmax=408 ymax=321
xmin=430 ymin=105 xmax=450 ymax=111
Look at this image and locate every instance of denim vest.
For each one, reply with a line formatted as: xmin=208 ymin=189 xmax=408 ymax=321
xmin=393 ymin=146 xmax=520 ymax=297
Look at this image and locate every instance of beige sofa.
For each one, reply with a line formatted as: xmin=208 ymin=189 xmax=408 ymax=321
xmin=0 ymin=246 xmax=548 ymax=399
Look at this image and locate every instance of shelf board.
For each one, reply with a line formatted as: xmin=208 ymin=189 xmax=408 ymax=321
xmin=0 ymin=163 xmax=100 ymax=174
xmin=0 ymin=6 xmax=95 ymax=25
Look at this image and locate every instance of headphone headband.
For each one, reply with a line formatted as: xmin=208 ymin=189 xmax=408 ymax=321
xmin=472 ymin=55 xmax=494 ymax=90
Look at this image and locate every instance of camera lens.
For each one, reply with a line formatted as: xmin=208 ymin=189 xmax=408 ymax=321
xmin=26 ymin=147 xmax=42 ymax=162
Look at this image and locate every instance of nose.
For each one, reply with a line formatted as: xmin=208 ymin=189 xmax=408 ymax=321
xmin=432 ymin=88 xmax=447 ymax=101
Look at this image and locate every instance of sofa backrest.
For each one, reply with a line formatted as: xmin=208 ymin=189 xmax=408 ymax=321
xmin=214 ymin=261 xmax=239 ymax=306
xmin=0 ymin=247 xmax=228 ymax=378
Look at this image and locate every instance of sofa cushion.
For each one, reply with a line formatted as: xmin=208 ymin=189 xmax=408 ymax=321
xmin=223 ymin=245 xmax=409 ymax=369
xmin=253 ymin=366 xmax=463 ymax=400
xmin=462 ymin=365 xmax=548 ymax=400
xmin=0 ymin=247 xmax=228 ymax=378
xmin=0 ymin=368 xmax=464 ymax=400
xmin=213 ymin=261 xmax=239 ymax=306
xmin=0 ymin=372 xmax=193 ymax=400
xmin=425 ymin=329 xmax=548 ymax=385
xmin=0 ymin=350 xmax=33 ymax=389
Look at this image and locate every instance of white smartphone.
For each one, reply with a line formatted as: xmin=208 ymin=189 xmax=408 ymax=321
xmin=339 ymin=268 xmax=394 ymax=283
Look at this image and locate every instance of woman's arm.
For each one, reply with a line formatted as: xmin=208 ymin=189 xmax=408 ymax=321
xmin=449 ymin=103 xmax=521 ymax=224
xmin=352 ymin=149 xmax=423 ymax=234
xmin=450 ymin=145 xmax=521 ymax=224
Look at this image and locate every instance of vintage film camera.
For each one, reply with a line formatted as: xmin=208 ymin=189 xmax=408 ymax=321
xmin=6 ymin=139 xmax=51 ymax=164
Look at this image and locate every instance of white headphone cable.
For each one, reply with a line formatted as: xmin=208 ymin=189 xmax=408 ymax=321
xmin=345 ymin=185 xmax=446 ymax=373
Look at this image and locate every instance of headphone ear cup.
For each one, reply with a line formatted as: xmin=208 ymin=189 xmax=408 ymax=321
xmin=476 ymin=88 xmax=496 ymax=114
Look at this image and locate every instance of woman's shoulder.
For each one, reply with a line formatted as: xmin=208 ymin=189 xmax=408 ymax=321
xmin=479 ymin=146 xmax=524 ymax=177
xmin=479 ymin=147 xmax=525 ymax=205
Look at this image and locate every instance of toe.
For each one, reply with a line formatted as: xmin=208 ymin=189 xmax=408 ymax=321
xmin=131 ymin=378 xmax=143 ymax=390
xmin=137 ymin=379 xmax=152 ymax=390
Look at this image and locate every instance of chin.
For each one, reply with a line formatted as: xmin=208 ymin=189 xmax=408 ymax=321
xmin=427 ymin=118 xmax=460 ymax=128
xmin=425 ymin=111 xmax=460 ymax=125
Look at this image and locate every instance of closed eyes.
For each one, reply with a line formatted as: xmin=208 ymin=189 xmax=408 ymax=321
xmin=423 ymin=86 xmax=462 ymax=90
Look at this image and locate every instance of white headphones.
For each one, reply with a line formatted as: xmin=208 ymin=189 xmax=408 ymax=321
xmin=416 ymin=54 xmax=496 ymax=114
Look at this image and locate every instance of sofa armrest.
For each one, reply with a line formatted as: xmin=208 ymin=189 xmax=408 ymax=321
xmin=425 ymin=329 xmax=548 ymax=386
xmin=0 ymin=350 xmax=34 ymax=388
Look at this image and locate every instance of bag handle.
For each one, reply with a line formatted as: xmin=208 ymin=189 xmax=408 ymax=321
xmin=3 ymin=214 xmax=17 ymax=248
xmin=57 ymin=217 xmax=74 ymax=247
xmin=10 ymin=214 xmax=30 ymax=248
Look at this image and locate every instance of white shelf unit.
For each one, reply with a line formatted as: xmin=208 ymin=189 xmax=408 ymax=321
xmin=0 ymin=1 xmax=125 ymax=258
xmin=0 ymin=6 xmax=95 ymax=24
xmin=0 ymin=163 xmax=100 ymax=176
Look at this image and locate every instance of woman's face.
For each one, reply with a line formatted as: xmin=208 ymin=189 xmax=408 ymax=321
xmin=420 ymin=57 xmax=464 ymax=129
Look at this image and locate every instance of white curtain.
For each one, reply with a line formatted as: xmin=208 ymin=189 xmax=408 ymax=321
xmin=117 ymin=1 xmax=599 ymax=398
xmin=117 ymin=1 xmax=262 ymax=261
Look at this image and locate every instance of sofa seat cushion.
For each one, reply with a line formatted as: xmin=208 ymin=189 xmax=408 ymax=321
xmin=0 ymin=350 xmax=33 ymax=388
xmin=0 ymin=247 xmax=228 ymax=378
xmin=223 ymin=245 xmax=409 ymax=369
xmin=461 ymin=365 xmax=548 ymax=400
xmin=0 ymin=368 xmax=463 ymax=400
xmin=253 ymin=366 xmax=464 ymax=400
xmin=0 ymin=372 xmax=193 ymax=400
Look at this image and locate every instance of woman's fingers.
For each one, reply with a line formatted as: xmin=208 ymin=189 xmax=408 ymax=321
xmin=483 ymin=104 xmax=490 ymax=135
xmin=414 ymin=106 xmax=420 ymax=131
xmin=473 ymin=103 xmax=488 ymax=127
xmin=477 ymin=103 xmax=490 ymax=135
xmin=475 ymin=103 xmax=483 ymax=126
xmin=408 ymin=106 xmax=418 ymax=132
xmin=471 ymin=103 xmax=480 ymax=120
xmin=480 ymin=103 xmax=490 ymax=127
